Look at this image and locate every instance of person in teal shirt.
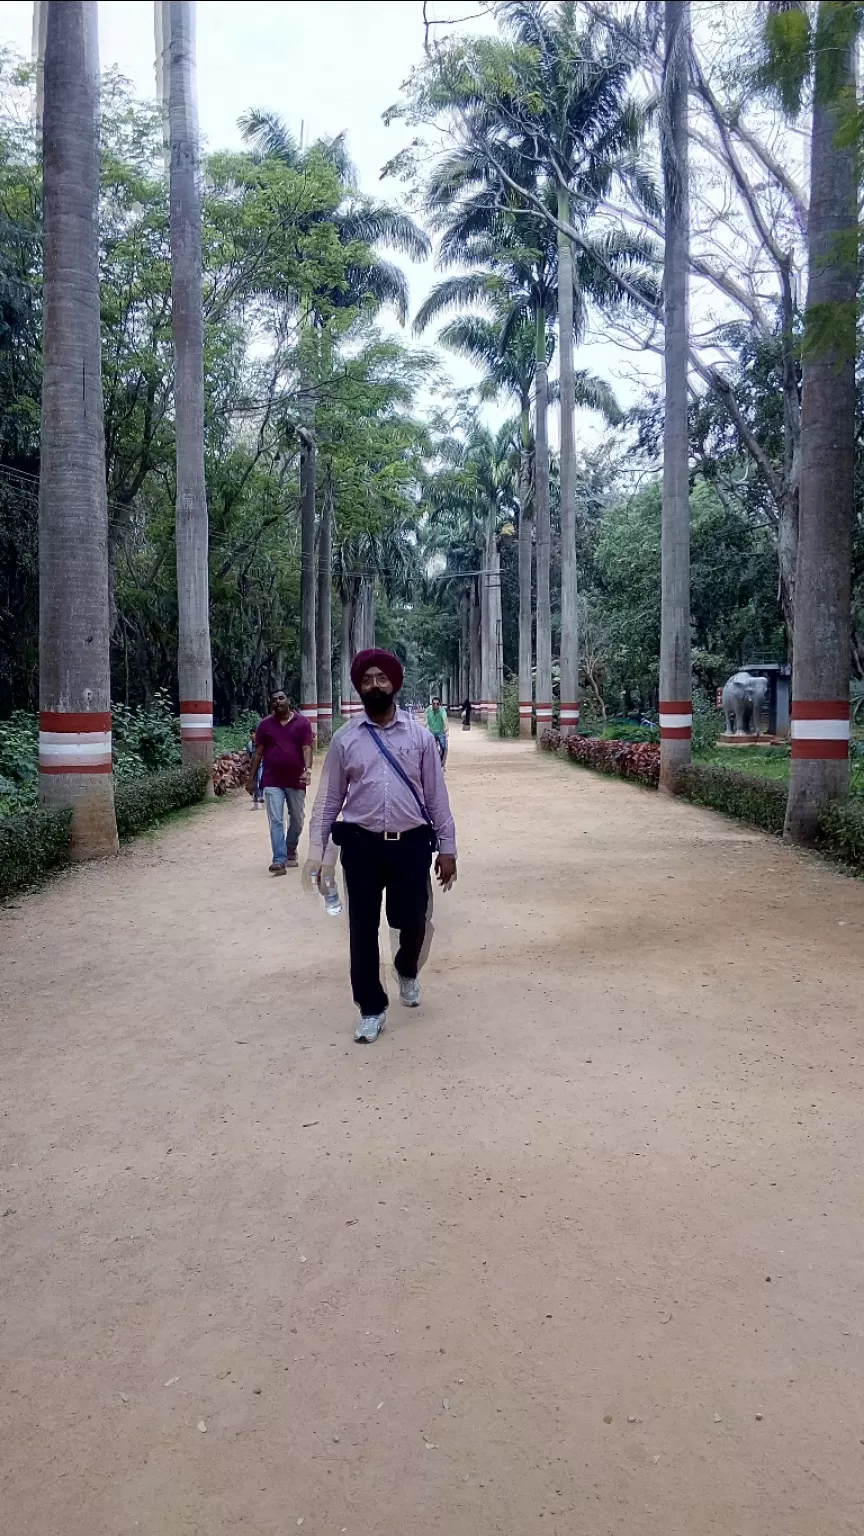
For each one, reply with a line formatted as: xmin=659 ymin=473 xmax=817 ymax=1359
xmin=426 ymin=696 xmax=448 ymax=767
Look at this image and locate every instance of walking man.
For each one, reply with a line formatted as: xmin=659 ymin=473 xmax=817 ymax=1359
xmin=426 ymin=695 xmax=449 ymax=767
xmin=305 ymin=648 xmax=457 ymax=1043
xmin=247 ymin=689 xmax=313 ymax=874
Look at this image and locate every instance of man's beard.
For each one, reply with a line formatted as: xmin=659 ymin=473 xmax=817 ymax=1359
xmin=362 ymin=688 xmax=395 ymax=719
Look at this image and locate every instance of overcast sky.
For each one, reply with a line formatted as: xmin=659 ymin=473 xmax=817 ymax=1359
xmin=2 ymin=0 xmax=646 ymax=435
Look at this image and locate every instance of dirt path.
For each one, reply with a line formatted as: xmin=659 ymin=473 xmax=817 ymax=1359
xmin=2 ymin=729 xmax=864 ymax=1536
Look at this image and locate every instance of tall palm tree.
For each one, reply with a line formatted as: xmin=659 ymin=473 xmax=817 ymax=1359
xmin=495 ymin=2 xmax=657 ymax=736
xmin=659 ymin=0 xmax=692 ymax=791
xmin=38 ymin=0 xmax=118 ymax=857
xmin=316 ymin=464 xmax=334 ymax=742
xmin=436 ymin=313 xmax=538 ymax=734
xmin=416 ymin=196 xmax=624 ymax=737
xmin=423 ymin=420 xmax=518 ymax=726
xmin=241 ymin=111 xmax=430 ymax=739
xmin=780 ymin=1 xmax=858 ymax=842
xmin=157 ymin=1 xmax=214 ymax=771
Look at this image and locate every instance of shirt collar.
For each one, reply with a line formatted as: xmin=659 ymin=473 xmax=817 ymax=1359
xmin=356 ymin=704 xmax=406 ymax=731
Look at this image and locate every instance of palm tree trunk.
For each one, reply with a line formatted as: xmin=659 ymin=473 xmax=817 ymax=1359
xmin=162 ymin=1 xmax=213 ymax=773
xmin=557 ymin=187 xmax=580 ymax=738
xmin=518 ymin=402 xmax=534 ymax=739
xmin=357 ymin=574 xmax=375 ymax=650
xmin=480 ymin=523 xmax=494 ymax=726
xmin=534 ymin=308 xmax=552 ymax=739
xmin=299 ymin=426 xmax=317 ymax=740
xmin=785 ymin=2 xmax=857 ymax=843
xmin=38 ymin=0 xmax=118 ymax=857
xmin=459 ymin=583 xmax=470 ymax=705
xmin=316 ymin=466 xmax=333 ymax=743
xmin=339 ymin=583 xmax=356 ymax=721
xmin=659 ymin=0 xmax=693 ymax=794
xmin=469 ymin=576 xmax=481 ymax=710
xmin=490 ymin=534 xmax=503 ymax=725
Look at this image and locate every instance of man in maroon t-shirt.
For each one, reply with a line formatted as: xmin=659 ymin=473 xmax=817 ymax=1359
xmin=246 ymin=690 xmax=314 ymax=873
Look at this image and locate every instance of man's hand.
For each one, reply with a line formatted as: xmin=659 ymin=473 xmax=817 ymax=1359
xmin=245 ymin=778 xmax=256 ymax=797
xmin=300 ymin=769 xmax=312 ymax=787
xmin=301 ymin=857 xmax=324 ymax=892
xmin=435 ymin=854 xmax=457 ymax=892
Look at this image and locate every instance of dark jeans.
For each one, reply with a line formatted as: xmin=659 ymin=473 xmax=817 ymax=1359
xmin=339 ymin=824 xmax=433 ymax=1016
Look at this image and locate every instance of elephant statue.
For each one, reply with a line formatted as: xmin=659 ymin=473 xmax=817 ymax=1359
xmin=721 ymin=671 xmax=770 ymax=736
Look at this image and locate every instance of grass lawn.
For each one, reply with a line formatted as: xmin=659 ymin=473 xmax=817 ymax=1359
xmin=695 ymin=743 xmax=864 ymax=795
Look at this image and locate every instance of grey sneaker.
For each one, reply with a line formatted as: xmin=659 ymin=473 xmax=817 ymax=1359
xmin=398 ymin=976 xmax=421 ymax=1008
xmin=354 ymin=1012 xmax=386 ymax=1044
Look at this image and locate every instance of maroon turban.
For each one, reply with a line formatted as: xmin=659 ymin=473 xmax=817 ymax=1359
xmin=350 ymin=647 xmax=404 ymax=694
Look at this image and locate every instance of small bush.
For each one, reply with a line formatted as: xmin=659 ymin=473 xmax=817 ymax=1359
xmin=566 ymin=735 xmax=660 ymax=786
xmin=112 ymin=690 xmax=182 ymax=780
xmin=495 ymin=677 xmax=520 ymax=738
xmin=0 ymin=805 xmax=72 ymax=900
xmin=678 ymin=763 xmax=787 ymax=834
xmin=113 ymin=764 xmax=209 ymax=840
xmin=818 ymin=798 xmax=864 ymax=871
xmin=539 ymin=729 xmax=660 ymax=787
xmin=597 ymin=720 xmax=657 ymax=743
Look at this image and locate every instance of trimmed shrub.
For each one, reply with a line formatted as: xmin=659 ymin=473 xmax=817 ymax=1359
xmin=0 ymin=805 xmax=72 ymax=900
xmin=678 ymin=763 xmax=787 ymax=834
xmin=818 ymin=798 xmax=864 ymax=871
xmin=566 ymin=735 xmax=660 ymax=786
xmin=113 ymin=764 xmax=209 ymax=839
xmin=539 ymin=729 xmax=660 ymax=787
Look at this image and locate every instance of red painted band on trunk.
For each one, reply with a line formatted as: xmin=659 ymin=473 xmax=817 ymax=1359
xmin=659 ymin=700 xmax=692 ymax=713
xmin=39 ymin=710 xmax=112 ymax=732
xmin=791 ymin=700 xmax=850 ymax=720
xmin=660 ymin=726 xmax=692 ymax=740
xmin=40 ymin=761 xmax=113 ymax=775
xmin=180 ymin=727 xmax=213 ymax=737
xmin=178 ymin=700 xmax=213 ymax=714
xmin=791 ymin=739 xmax=849 ymax=760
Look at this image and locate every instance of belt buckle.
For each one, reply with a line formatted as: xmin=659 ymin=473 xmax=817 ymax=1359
xmin=384 ymin=830 xmax=400 ymax=842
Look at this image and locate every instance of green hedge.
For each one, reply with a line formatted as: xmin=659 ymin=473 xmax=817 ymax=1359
xmin=114 ymin=764 xmax=209 ymax=840
xmin=678 ymin=763 xmax=788 ymax=835
xmin=0 ymin=805 xmax=73 ymax=900
xmin=818 ymin=798 xmax=864 ymax=870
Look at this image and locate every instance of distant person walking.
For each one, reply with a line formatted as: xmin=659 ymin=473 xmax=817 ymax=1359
xmin=246 ymin=690 xmax=313 ymax=873
xmin=305 ymin=648 xmax=457 ymax=1044
xmin=461 ymin=697 xmax=472 ymax=731
xmin=246 ymin=727 xmax=264 ymax=807
xmin=426 ymin=695 xmax=449 ymax=767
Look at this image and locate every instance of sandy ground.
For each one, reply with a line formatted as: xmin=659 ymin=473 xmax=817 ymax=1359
xmin=2 ymin=728 xmax=864 ymax=1536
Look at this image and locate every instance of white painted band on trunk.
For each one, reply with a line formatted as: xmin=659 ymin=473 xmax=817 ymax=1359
xmin=39 ymin=735 xmax=112 ymax=764
xmin=518 ymin=704 xmax=533 ymax=715
xmin=791 ymin=718 xmax=850 ymax=740
xmin=659 ymin=712 xmax=693 ymax=730
xmin=559 ymin=709 xmax=580 ymax=722
xmin=179 ymin=713 xmax=213 ymax=730
xmin=39 ymin=731 xmax=112 ymax=750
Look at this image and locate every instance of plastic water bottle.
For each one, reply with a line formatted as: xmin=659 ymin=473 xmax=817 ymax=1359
xmin=312 ymin=869 xmax=342 ymax=917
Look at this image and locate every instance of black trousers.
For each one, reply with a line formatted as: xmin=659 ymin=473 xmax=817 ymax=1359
xmin=339 ymin=824 xmax=433 ymax=1016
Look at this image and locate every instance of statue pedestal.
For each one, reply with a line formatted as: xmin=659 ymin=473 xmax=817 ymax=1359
xmin=716 ymin=734 xmax=786 ymax=748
